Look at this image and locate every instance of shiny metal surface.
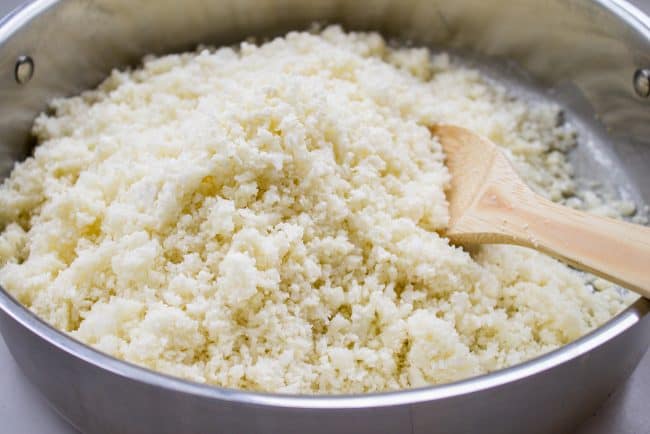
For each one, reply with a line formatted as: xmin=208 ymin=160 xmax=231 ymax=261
xmin=13 ymin=54 xmax=33 ymax=84
xmin=634 ymin=68 xmax=650 ymax=97
xmin=0 ymin=0 xmax=649 ymax=433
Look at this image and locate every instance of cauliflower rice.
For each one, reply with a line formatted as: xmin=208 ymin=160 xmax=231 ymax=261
xmin=0 ymin=27 xmax=638 ymax=394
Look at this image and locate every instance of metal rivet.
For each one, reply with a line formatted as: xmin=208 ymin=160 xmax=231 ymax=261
xmin=633 ymin=68 xmax=650 ymax=98
xmin=15 ymin=55 xmax=34 ymax=84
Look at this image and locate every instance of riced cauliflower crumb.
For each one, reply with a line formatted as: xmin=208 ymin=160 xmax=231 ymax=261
xmin=0 ymin=26 xmax=638 ymax=394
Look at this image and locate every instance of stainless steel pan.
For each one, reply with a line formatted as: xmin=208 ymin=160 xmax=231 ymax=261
xmin=0 ymin=1 xmax=648 ymax=433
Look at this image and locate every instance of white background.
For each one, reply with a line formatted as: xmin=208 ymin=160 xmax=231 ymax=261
xmin=0 ymin=0 xmax=648 ymax=432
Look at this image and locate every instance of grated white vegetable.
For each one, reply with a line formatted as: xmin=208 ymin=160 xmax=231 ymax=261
xmin=0 ymin=26 xmax=637 ymax=394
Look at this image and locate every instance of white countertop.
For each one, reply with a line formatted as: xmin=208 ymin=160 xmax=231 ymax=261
xmin=0 ymin=0 xmax=648 ymax=433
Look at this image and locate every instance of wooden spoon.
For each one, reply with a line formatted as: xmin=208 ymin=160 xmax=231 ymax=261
xmin=430 ymin=124 xmax=650 ymax=298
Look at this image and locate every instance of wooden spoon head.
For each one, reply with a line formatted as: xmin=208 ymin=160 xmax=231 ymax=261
xmin=430 ymin=124 xmax=525 ymax=242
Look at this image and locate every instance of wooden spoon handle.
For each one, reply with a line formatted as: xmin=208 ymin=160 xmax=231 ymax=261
xmin=524 ymin=195 xmax=650 ymax=297
xmin=470 ymin=190 xmax=650 ymax=297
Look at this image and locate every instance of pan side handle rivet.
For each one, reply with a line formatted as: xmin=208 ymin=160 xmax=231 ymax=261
xmin=15 ymin=55 xmax=34 ymax=85
xmin=633 ymin=68 xmax=650 ymax=98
